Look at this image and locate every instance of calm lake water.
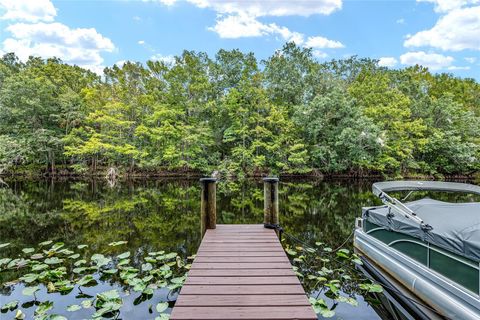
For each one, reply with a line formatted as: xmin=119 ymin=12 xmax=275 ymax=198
xmin=0 ymin=178 xmax=388 ymax=319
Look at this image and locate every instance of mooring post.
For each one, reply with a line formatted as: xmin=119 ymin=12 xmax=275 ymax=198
xmin=263 ymin=177 xmax=279 ymax=229
xmin=200 ymin=177 xmax=217 ymax=237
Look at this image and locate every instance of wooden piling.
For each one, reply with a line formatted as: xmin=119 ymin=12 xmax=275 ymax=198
xmin=263 ymin=177 xmax=279 ymax=226
xmin=200 ymin=177 xmax=217 ymax=237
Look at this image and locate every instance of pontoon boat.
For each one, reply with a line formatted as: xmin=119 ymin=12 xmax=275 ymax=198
xmin=354 ymin=181 xmax=480 ymax=319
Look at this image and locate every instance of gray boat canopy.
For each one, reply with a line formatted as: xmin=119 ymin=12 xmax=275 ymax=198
xmin=364 ymin=181 xmax=480 ymax=262
xmin=373 ymin=181 xmax=480 ymax=197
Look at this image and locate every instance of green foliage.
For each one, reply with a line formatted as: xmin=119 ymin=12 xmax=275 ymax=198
xmin=0 ymin=239 xmax=187 ymax=319
xmin=1 ymin=46 xmax=479 ymax=177
xmin=285 ymin=240 xmax=383 ymax=318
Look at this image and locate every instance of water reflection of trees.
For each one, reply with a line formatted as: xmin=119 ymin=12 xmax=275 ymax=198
xmin=0 ymin=178 xmax=380 ymax=256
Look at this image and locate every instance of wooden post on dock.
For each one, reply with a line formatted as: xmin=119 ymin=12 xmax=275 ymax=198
xmin=263 ymin=177 xmax=279 ymax=228
xmin=200 ymin=177 xmax=217 ymax=237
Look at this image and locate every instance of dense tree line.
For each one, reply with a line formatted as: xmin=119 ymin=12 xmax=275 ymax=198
xmin=0 ymin=43 xmax=479 ymax=177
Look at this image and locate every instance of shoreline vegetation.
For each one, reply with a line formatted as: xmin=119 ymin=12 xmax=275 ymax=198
xmin=1 ymin=43 xmax=479 ymax=180
xmin=1 ymin=166 xmax=478 ymax=182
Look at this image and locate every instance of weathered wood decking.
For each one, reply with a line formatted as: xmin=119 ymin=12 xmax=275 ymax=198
xmin=170 ymin=224 xmax=317 ymax=320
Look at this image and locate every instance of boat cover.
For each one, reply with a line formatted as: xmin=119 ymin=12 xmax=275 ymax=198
xmin=363 ymin=198 xmax=480 ymax=262
xmin=373 ymin=181 xmax=480 ymax=197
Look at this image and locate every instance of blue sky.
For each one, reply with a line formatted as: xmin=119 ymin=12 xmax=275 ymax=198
xmin=0 ymin=0 xmax=479 ymax=79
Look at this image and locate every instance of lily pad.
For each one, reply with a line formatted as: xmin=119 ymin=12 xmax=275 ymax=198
xmin=156 ymin=302 xmax=168 ymax=313
xmin=22 ymin=248 xmax=35 ymax=254
xmin=117 ymin=258 xmax=130 ymax=266
xmin=39 ymin=240 xmax=53 ymax=247
xmin=22 ymin=285 xmax=39 ymax=296
xmin=77 ymin=275 xmax=96 ymax=286
xmin=0 ymin=258 xmax=12 ymax=267
xmin=74 ymin=259 xmax=87 ymax=266
xmin=50 ymin=242 xmax=65 ymax=251
xmin=67 ymin=304 xmax=82 ymax=312
xmin=103 ymin=268 xmax=118 ymax=274
xmin=0 ymin=242 xmax=10 ymax=249
xmin=1 ymin=300 xmax=19 ymax=312
xmin=97 ymin=289 xmax=120 ymax=301
xmin=91 ymin=254 xmax=111 ymax=267
xmin=108 ymin=241 xmax=128 ymax=246
xmin=35 ymin=301 xmax=53 ymax=315
xmin=45 ymin=257 xmax=63 ymax=265
xmin=142 ymin=263 xmax=153 ymax=271
xmin=117 ymin=251 xmax=130 ymax=259
xmin=19 ymin=273 xmax=39 ymax=283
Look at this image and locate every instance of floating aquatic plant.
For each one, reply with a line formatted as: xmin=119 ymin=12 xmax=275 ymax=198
xmin=283 ymin=240 xmax=383 ymax=318
xmin=0 ymin=240 xmax=190 ymax=319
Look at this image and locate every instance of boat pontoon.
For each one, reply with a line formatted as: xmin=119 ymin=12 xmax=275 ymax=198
xmin=354 ymin=181 xmax=480 ymax=319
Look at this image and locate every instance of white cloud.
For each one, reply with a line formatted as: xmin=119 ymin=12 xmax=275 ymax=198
xmin=208 ymin=14 xmax=269 ymax=38
xmin=153 ymin=0 xmax=344 ymax=50
xmin=416 ymin=0 xmax=479 ymax=13
xmin=447 ymin=65 xmax=470 ymax=70
xmin=209 ymin=13 xmax=343 ymax=55
xmin=268 ymin=24 xmax=305 ymax=44
xmin=0 ymin=0 xmax=56 ymax=22
xmin=378 ymin=57 xmax=398 ymax=67
xmin=405 ymin=6 xmax=480 ymax=51
xmin=150 ymin=53 xmax=175 ymax=64
xmin=465 ymin=57 xmax=477 ymax=63
xmin=3 ymin=22 xmax=115 ymax=71
xmin=158 ymin=0 xmax=177 ymax=5
xmin=115 ymin=60 xmax=127 ymax=67
xmin=138 ymin=40 xmax=145 ymax=45
xmin=159 ymin=0 xmax=342 ymax=17
xmin=0 ymin=0 xmax=116 ymax=74
xmin=312 ymin=50 xmax=328 ymax=59
xmin=6 ymin=23 xmax=114 ymax=52
xmin=396 ymin=18 xmax=405 ymax=24
xmin=305 ymin=36 xmax=344 ymax=49
xmin=399 ymin=51 xmax=454 ymax=70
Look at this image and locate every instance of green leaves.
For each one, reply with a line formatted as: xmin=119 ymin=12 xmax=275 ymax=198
xmin=108 ymin=241 xmax=128 ymax=246
xmin=117 ymin=251 xmax=130 ymax=259
xmin=1 ymin=235 xmax=188 ymax=319
xmin=19 ymin=273 xmax=39 ymax=283
xmin=94 ymin=289 xmax=123 ymax=318
xmin=50 ymin=242 xmax=65 ymax=252
xmin=66 ymin=304 xmax=81 ymax=312
xmin=0 ymin=242 xmax=10 ymax=248
xmin=35 ymin=301 xmax=53 ymax=316
xmin=91 ymin=254 xmax=111 ymax=268
xmin=77 ymin=274 xmax=96 ymax=286
xmin=1 ymin=300 xmax=19 ymax=312
xmin=309 ymin=297 xmax=334 ymax=318
xmin=156 ymin=302 xmax=168 ymax=313
xmin=22 ymin=285 xmax=39 ymax=296
xmin=44 ymin=257 xmax=63 ymax=265
xmin=359 ymin=283 xmax=383 ymax=293
xmin=39 ymin=241 xmax=53 ymax=247
xmin=97 ymin=289 xmax=120 ymax=301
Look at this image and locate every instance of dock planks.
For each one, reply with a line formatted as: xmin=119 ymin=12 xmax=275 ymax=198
xmin=170 ymin=224 xmax=317 ymax=320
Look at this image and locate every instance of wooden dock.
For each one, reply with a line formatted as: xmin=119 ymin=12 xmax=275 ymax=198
xmin=170 ymin=224 xmax=317 ymax=320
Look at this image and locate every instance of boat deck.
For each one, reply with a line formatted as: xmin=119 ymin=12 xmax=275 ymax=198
xmin=170 ymin=224 xmax=317 ymax=320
